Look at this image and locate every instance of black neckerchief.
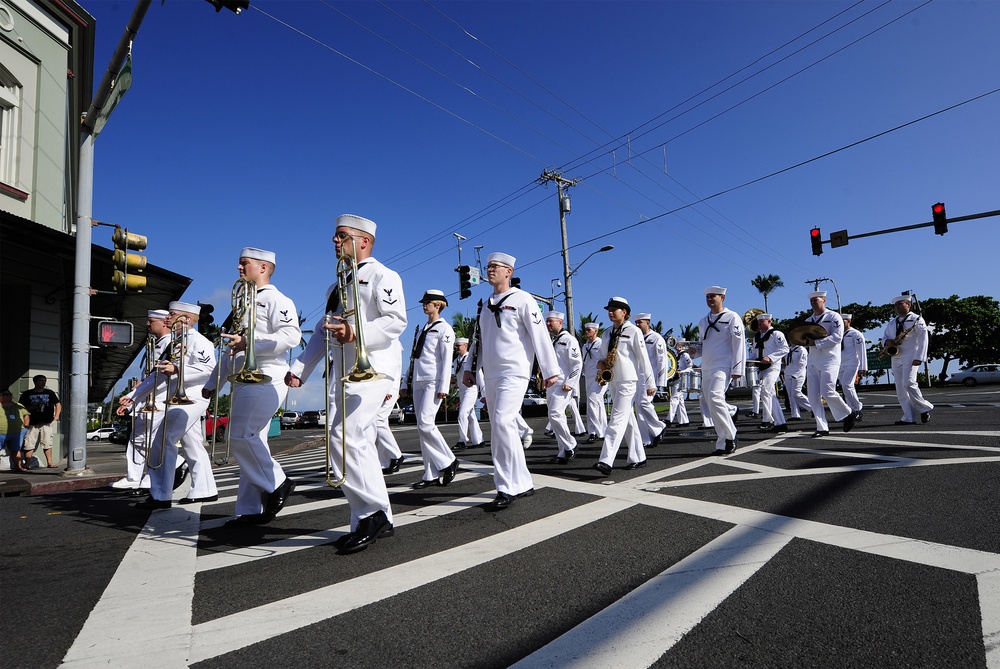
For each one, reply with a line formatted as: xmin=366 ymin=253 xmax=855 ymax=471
xmin=485 ymin=291 xmax=516 ymax=328
xmin=705 ymin=312 xmax=725 ymax=338
xmin=325 ymin=260 xmax=371 ymax=314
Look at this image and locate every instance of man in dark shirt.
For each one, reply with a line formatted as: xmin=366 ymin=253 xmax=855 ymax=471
xmin=19 ymin=375 xmax=61 ymax=469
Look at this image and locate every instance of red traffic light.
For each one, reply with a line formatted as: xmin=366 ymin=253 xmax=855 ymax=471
xmin=932 ymin=203 xmax=945 ymax=215
xmin=810 ymin=228 xmax=820 ymax=237
xmin=810 ymin=227 xmax=823 ymax=256
xmin=932 ymin=202 xmax=947 ymax=235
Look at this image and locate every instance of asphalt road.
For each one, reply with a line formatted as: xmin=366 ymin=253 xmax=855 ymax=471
xmin=2 ymin=385 xmax=998 ymax=669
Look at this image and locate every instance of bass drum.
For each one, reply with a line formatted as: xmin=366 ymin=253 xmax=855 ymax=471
xmin=680 ymin=368 xmax=702 ymax=393
xmin=664 ymin=350 xmax=678 ymax=381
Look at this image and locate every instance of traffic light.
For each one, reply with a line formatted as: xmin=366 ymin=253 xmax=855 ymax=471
xmin=198 ymin=303 xmax=215 ymax=334
xmin=810 ymin=227 xmax=823 ymax=256
xmin=96 ymin=320 xmax=133 ymax=346
xmin=932 ymin=202 xmax=947 ymax=235
xmin=207 ymin=0 xmax=249 ymax=13
xmin=112 ymin=226 xmax=147 ymax=292
xmin=458 ymin=265 xmax=473 ymax=300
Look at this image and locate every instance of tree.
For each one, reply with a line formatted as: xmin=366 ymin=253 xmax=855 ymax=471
xmin=678 ymin=322 xmax=699 ymax=341
xmin=575 ymin=311 xmax=602 ymax=347
xmin=451 ymin=312 xmax=474 ymax=339
xmin=750 ymin=274 xmax=784 ymax=313
xmin=921 ymin=295 xmax=1000 ymax=379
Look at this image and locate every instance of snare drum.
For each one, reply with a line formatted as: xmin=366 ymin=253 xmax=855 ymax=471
xmin=680 ymin=368 xmax=702 ymax=393
xmin=744 ymin=361 xmax=763 ymax=387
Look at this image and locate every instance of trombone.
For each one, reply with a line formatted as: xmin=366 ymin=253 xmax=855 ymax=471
xmin=210 ymin=328 xmax=232 ymax=466
xmin=229 ymin=278 xmax=271 ymax=384
xmin=133 ymin=335 xmax=161 ymax=468
xmin=157 ymin=317 xmax=195 ymax=465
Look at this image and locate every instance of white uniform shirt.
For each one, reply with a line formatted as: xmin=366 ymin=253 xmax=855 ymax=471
xmin=581 ymin=337 xmax=603 ymax=386
xmin=806 ymin=309 xmax=844 ymax=369
xmin=125 ymin=334 xmax=170 ymax=404
xmin=132 ymin=328 xmax=216 ymax=402
xmin=598 ymin=321 xmax=655 ymax=391
xmin=406 ymin=318 xmax=455 ymax=395
xmin=643 ymin=330 xmax=670 ymax=387
xmin=756 ymin=326 xmax=789 ymax=369
xmin=698 ymin=307 xmax=746 ymax=376
xmin=840 ymin=327 xmax=869 ymax=372
xmin=463 ymin=288 xmax=559 ymax=381
xmin=291 ymin=257 xmax=407 ymax=383
xmin=205 ymin=284 xmax=301 ymax=392
xmin=883 ymin=312 xmax=928 ymax=362
xmin=551 ymin=330 xmax=583 ymax=387
xmin=785 ymin=346 xmax=808 ymax=378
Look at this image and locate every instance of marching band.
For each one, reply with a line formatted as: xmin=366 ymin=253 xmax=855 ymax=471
xmin=116 ymin=215 xmax=938 ymax=557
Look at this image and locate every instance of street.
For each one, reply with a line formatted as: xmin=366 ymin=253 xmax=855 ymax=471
xmin=2 ymin=385 xmax=999 ymax=668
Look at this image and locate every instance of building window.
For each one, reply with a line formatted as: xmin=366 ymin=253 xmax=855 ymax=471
xmin=0 ymin=71 xmax=19 ymax=187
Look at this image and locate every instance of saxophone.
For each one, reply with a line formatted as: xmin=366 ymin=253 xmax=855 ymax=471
xmin=595 ymin=326 xmax=623 ymax=386
xmin=879 ymin=319 xmax=919 ymax=359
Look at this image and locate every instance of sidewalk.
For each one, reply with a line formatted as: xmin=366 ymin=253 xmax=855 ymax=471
xmin=0 ymin=441 xmax=126 ymax=497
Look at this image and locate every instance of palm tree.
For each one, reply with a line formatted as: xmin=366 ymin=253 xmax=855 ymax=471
xmin=751 ymin=274 xmax=784 ymax=313
xmin=451 ymin=312 xmax=473 ymax=339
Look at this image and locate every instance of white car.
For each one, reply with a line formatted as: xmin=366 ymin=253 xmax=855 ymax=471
xmin=522 ymin=392 xmax=546 ymax=407
xmin=949 ymin=364 xmax=1000 ymax=387
xmin=87 ymin=427 xmax=115 ymax=441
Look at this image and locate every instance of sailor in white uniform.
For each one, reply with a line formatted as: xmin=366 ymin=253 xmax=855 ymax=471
xmin=883 ymin=295 xmax=933 ymax=425
xmin=452 ymin=337 xmax=484 ymax=451
xmin=203 ymin=247 xmax=300 ymax=525
xmin=287 ymin=214 xmax=406 ymax=554
xmin=753 ymin=313 xmax=789 ymax=433
xmin=839 ymin=314 xmax=868 ymax=419
xmin=401 ymin=289 xmax=458 ymax=489
xmin=580 ymin=322 xmax=607 ymax=443
xmin=462 ymin=252 xmax=559 ymax=510
xmin=593 ymin=297 xmax=653 ymax=474
xmin=698 ymin=286 xmax=745 ymax=454
xmin=802 ymin=291 xmax=857 ymax=437
xmin=783 ymin=344 xmax=811 ymax=420
xmin=668 ymin=344 xmax=693 ymax=427
xmin=633 ymin=314 xmax=668 ymax=447
xmin=544 ymin=311 xmax=583 ymax=464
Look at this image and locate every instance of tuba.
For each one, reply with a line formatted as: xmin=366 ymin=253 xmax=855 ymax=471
xmin=228 ymin=278 xmax=271 ymax=384
xmin=744 ymin=308 xmax=765 ymax=333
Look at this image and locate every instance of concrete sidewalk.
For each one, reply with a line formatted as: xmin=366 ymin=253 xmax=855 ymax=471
xmin=0 ymin=440 xmax=126 ymax=497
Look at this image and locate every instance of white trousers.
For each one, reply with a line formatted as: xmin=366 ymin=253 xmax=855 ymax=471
xmin=413 ymin=381 xmax=455 ymax=480
xmin=668 ymin=381 xmax=689 ymax=425
xmin=599 ymin=380 xmax=645 ymax=467
xmin=228 ymin=380 xmax=288 ymax=515
xmin=149 ymin=399 xmax=217 ymax=502
xmin=807 ymin=362 xmax=852 ymax=431
xmin=568 ymin=397 xmax=585 ymax=434
xmin=546 ymin=385 xmax=576 ymax=457
xmin=375 ymin=384 xmax=402 ymax=468
xmin=759 ymin=366 xmax=786 ymax=426
xmin=327 ymin=373 xmax=394 ymax=530
xmin=787 ymin=373 xmax=811 ymax=418
xmin=838 ymin=363 xmax=863 ymax=412
xmin=892 ymin=360 xmax=934 ymax=422
xmin=126 ymin=410 xmax=185 ymax=488
xmin=634 ymin=389 xmax=666 ymax=445
xmin=483 ymin=376 xmax=534 ymax=496
xmin=457 ymin=385 xmax=483 ymax=445
xmin=585 ymin=382 xmax=608 ymax=437
xmin=702 ymin=368 xmax=736 ymax=447
xmin=751 ymin=384 xmax=761 ymax=414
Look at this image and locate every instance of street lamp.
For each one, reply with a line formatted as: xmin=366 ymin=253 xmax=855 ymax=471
xmin=564 ymin=244 xmax=613 ymax=334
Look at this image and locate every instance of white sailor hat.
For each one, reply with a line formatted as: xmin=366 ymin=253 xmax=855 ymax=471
xmin=604 ymin=296 xmax=630 ymax=313
xmin=240 ymin=247 xmax=276 ymax=265
xmin=545 ymin=311 xmax=565 ymax=321
xmin=584 ymin=322 xmax=600 ymax=330
xmin=704 ymin=286 xmax=727 ymax=296
xmin=841 ymin=313 xmax=853 ymax=320
xmin=808 ymin=291 xmax=827 ymax=300
xmin=336 ymin=214 xmax=377 ymax=238
xmin=892 ymin=295 xmax=911 ymax=304
xmin=147 ymin=309 xmax=169 ymax=320
xmin=486 ymin=252 xmax=516 ymax=269
xmin=634 ymin=313 xmax=652 ymax=322
xmin=455 ymin=337 xmax=469 ymax=345
xmin=419 ymin=289 xmax=448 ymax=306
xmin=757 ymin=313 xmax=772 ymax=321
xmin=169 ymin=301 xmax=201 ymax=315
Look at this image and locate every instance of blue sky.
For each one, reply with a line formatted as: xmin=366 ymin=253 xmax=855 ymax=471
xmin=87 ymin=0 xmax=1000 ymax=409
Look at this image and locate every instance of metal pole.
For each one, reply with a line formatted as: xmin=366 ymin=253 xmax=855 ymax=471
xmin=557 ymin=180 xmax=574 ymax=335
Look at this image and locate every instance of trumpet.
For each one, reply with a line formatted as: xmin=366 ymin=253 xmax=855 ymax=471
xmin=879 ymin=320 xmax=918 ymax=359
xmin=228 ymin=278 xmax=271 ymax=384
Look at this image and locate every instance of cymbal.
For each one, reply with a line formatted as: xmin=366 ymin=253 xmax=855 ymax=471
xmin=787 ymin=323 xmax=828 ymax=346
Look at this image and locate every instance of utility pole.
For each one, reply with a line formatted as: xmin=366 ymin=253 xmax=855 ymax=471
xmin=539 ymin=170 xmax=579 ymax=334
xmin=804 ymin=277 xmax=841 ymax=311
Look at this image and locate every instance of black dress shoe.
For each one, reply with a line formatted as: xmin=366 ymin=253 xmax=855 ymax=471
xmin=172 ymin=462 xmax=189 ymax=491
xmin=768 ymin=424 xmax=789 ymax=433
xmin=544 ymin=430 xmax=555 ymax=437
xmin=441 ymin=459 xmax=459 ymax=486
xmin=592 ymin=462 xmax=612 ymax=476
xmin=724 ymin=438 xmax=738 ymax=454
xmin=842 ymin=411 xmax=857 ymax=433
xmin=921 ymin=411 xmax=931 ymax=424
xmin=712 ymin=448 xmax=726 ymax=456
xmin=625 ymin=460 xmax=647 ymax=470
xmin=855 ymin=411 xmax=863 ymax=422
xmin=471 ymin=442 xmax=487 ymax=449
xmin=586 ymin=434 xmax=597 ymax=444
xmin=267 ymin=477 xmax=296 ymax=516
xmin=787 ymin=417 xmax=802 ymax=422
xmin=894 ymin=420 xmax=916 ymax=426
xmin=412 ymin=479 xmax=439 ymax=489
xmin=382 ymin=456 xmax=403 ymax=475
xmin=338 ymin=510 xmax=393 ymax=554
xmin=489 ymin=492 xmax=515 ymax=510
xmin=759 ymin=422 xmax=774 ymax=430
xmin=811 ymin=430 xmax=830 ymax=438
xmin=565 ymin=449 xmax=576 ymax=462
xmin=224 ymin=514 xmax=267 ymax=528
xmin=651 ymin=430 xmax=662 ymax=447
xmin=452 ymin=441 xmax=467 ymax=452
xmin=179 ymin=495 xmax=219 ymax=504
xmin=135 ymin=497 xmax=171 ymax=510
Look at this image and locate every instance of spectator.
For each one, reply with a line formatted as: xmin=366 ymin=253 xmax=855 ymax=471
xmin=19 ymin=375 xmax=61 ymax=469
xmin=1 ymin=389 xmax=30 ymax=471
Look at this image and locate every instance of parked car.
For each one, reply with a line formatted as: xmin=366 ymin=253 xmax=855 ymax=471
xmin=109 ymin=423 xmax=131 ymax=445
xmin=205 ymin=413 xmax=229 ymax=440
xmin=522 ymin=392 xmax=546 ymax=407
xmin=388 ymin=403 xmax=405 ymax=424
xmin=280 ymin=411 xmax=300 ymax=429
xmin=87 ymin=427 xmax=115 ymax=441
xmin=948 ymin=364 xmax=1000 ymax=387
xmin=300 ymin=411 xmax=322 ymax=429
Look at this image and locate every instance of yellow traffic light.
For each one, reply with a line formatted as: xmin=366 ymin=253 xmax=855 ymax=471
xmin=112 ymin=226 xmax=147 ymax=292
